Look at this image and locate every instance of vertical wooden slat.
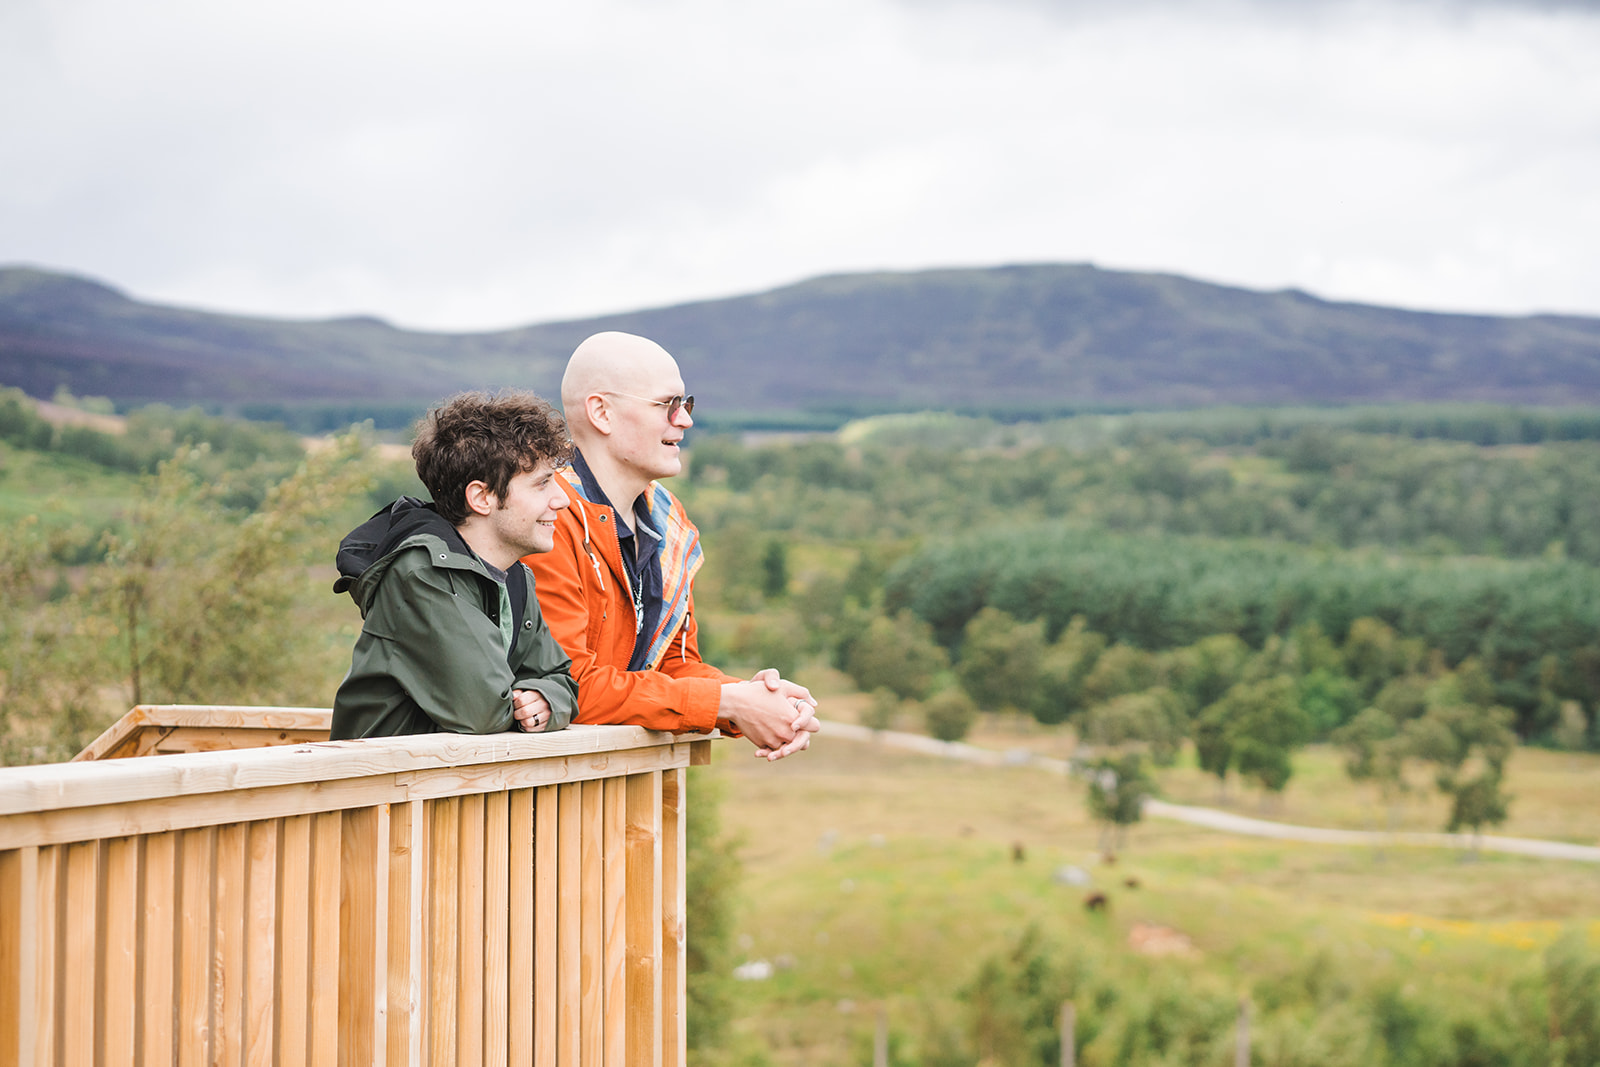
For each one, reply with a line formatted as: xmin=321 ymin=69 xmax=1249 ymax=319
xmin=246 ymin=820 xmax=280 ymax=1067
xmin=603 ymin=777 xmax=627 ymax=1067
xmin=625 ymin=772 xmax=663 ymax=1067
xmin=309 ymin=811 xmax=342 ymax=1066
xmin=458 ymin=794 xmax=486 ymax=1067
xmin=534 ymin=785 xmax=560 ymax=1067
xmin=555 ymin=782 xmax=581 ymax=1067
xmin=0 ymin=849 xmax=21 ymax=1063
xmin=278 ymin=814 xmax=313 ymax=1067
xmin=339 ymin=805 xmax=386 ymax=1067
xmin=430 ymin=797 xmax=461 ymax=1067
xmin=101 ymin=838 xmax=140 ymax=1067
xmin=483 ymin=791 xmax=510 ymax=1067
xmin=62 ymin=841 xmax=99 ymax=1066
xmin=177 ymin=827 xmax=214 ymax=1067
xmin=215 ymin=822 xmax=248 ymax=1066
xmin=25 ymin=845 xmax=62 ymax=1067
xmin=661 ymin=768 xmax=687 ymax=1067
xmin=580 ymin=780 xmax=604 ymax=1066
xmin=507 ymin=789 xmax=535 ymax=1066
xmin=141 ymin=832 xmax=178 ymax=1065
xmin=387 ymin=801 xmax=425 ymax=1066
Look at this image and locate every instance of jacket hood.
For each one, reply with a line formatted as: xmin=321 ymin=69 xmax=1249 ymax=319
xmin=333 ymin=496 xmax=468 ymax=597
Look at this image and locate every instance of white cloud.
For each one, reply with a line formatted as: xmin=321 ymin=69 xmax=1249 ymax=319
xmin=1 ymin=0 xmax=1597 ymax=328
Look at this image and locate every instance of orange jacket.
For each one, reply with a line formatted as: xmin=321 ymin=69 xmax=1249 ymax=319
xmin=523 ymin=474 xmax=736 ymax=733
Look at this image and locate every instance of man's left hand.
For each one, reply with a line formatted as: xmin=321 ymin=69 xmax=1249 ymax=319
xmin=512 ymin=689 xmax=552 ymax=732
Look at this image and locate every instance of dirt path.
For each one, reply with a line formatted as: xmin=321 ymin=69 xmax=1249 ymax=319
xmin=825 ymin=721 xmax=1600 ymax=863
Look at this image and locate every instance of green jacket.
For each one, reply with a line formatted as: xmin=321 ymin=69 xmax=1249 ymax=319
xmin=330 ymin=498 xmax=577 ymax=740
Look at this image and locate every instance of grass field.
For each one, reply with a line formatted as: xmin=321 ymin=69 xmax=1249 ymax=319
xmin=706 ymin=728 xmax=1600 ymax=1065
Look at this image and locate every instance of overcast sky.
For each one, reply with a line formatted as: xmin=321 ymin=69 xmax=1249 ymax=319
xmin=3 ymin=0 xmax=1598 ymax=330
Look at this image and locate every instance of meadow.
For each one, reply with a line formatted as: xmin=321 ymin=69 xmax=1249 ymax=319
xmin=707 ymin=726 xmax=1600 ymax=1065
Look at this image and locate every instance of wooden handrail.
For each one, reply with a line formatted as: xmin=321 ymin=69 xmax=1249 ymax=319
xmin=0 ymin=707 xmax=713 ymax=1066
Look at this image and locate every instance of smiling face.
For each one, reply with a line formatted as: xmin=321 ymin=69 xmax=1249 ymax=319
xmin=604 ymin=347 xmax=694 ymax=484
xmin=483 ymin=458 xmax=570 ymax=562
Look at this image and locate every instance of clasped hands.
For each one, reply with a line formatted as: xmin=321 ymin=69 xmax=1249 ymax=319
xmin=720 ymin=668 xmax=821 ymax=762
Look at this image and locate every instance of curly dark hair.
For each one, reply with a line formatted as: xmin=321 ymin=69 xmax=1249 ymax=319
xmin=412 ymin=390 xmax=572 ymax=525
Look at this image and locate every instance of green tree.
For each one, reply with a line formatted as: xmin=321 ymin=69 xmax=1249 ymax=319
xmin=1162 ymin=633 xmax=1249 ymax=716
xmin=1081 ymin=644 xmax=1158 ymax=707
xmin=685 ymin=766 xmax=740 ymax=1053
xmin=1403 ymin=667 xmax=1517 ymax=845
xmin=924 ymin=687 xmax=977 ymax=742
xmin=844 ymin=611 xmax=948 ymax=701
xmin=956 ymin=607 xmax=1045 ymax=712
xmin=1081 ymin=688 xmax=1188 ymax=766
xmin=759 ymin=539 xmax=788 ymax=600
xmin=1030 ymin=616 xmax=1105 ymax=725
xmin=98 ymin=437 xmax=369 ymax=706
xmin=0 ymin=516 xmax=110 ymax=764
xmin=1084 ymin=752 xmax=1156 ymax=859
xmin=1208 ymin=676 xmax=1312 ymax=799
xmin=1332 ymin=706 xmax=1411 ymax=835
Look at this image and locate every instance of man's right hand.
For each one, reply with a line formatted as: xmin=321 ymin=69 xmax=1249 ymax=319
xmin=718 ymin=679 xmax=812 ymax=755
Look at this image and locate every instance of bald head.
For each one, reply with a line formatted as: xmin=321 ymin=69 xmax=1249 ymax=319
xmin=560 ymin=332 xmax=692 ymax=497
xmin=561 ymin=332 xmax=680 ymax=436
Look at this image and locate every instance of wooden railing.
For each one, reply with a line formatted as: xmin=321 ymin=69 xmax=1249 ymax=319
xmin=0 ymin=705 xmax=711 ymax=1066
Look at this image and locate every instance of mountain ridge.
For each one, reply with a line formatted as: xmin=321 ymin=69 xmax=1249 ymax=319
xmin=4 ymin=262 xmax=1599 ymax=420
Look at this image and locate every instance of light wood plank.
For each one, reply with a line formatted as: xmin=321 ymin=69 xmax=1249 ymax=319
xmin=483 ymin=791 xmax=510 ymax=1067
xmin=0 ymin=849 xmax=21 ymax=1062
xmin=62 ymin=842 xmax=98 ymax=1066
xmin=101 ymin=837 xmax=140 ymax=1065
xmin=534 ymin=785 xmax=559 ymax=1067
xmin=309 ymin=811 xmax=341 ymax=1066
xmin=625 ymin=772 xmax=663 ymax=1067
xmin=4 ymin=722 xmax=700 ymax=820
xmin=277 ymin=815 xmax=313 ymax=1067
xmin=245 ymin=821 xmax=280 ymax=1067
xmin=176 ymin=827 xmax=214 ymax=1067
xmin=214 ymin=822 xmax=248 ymax=1066
xmin=662 ymin=768 xmax=686 ymax=1067
xmin=580 ymin=780 xmax=604 ymax=1067
xmin=338 ymin=806 xmax=383 ymax=1067
xmin=458 ymin=793 xmax=486 ymax=1067
xmin=507 ymin=788 xmax=535 ymax=1066
xmin=27 ymin=845 xmax=62 ymax=1067
xmin=603 ymin=777 xmax=627 ymax=1067
xmin=1 ymin=742 xmax=700 ymax=851
xmin=429 ymin=798 xmax=460 ymax=1067
xmin=140 ymin=832 xmax=178 ymax=1065
xmin=556 ymin=783 xmax=581 ymax=1067
xmin=387 ymin=801 xmax=426 ymax=1066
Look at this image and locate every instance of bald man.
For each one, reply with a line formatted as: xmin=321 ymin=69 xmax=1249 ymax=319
xmin=522 ymin=332 xmax=820 ymax=758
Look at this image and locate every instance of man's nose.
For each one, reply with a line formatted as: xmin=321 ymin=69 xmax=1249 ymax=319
xmin=671 ymin=405 xmax=693 ymax=429
xmin=552 ymin=485 xmax=570 ymax=510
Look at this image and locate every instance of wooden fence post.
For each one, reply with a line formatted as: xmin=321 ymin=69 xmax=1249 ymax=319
xmin=1060 ymin=1000 xmax=1076 ymax=1067
xmin=1236 ymin=996 xmax=1251 ymax=1067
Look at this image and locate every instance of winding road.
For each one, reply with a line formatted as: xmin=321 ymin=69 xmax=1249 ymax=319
xmin=826 ymin=721 xmax=1600 ymax=863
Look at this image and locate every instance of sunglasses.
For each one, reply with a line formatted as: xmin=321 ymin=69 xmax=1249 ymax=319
xmin=603 ymin=391 xmax=695 ymax=418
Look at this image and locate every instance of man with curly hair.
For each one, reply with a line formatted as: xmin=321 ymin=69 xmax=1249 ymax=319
xmin=330 ymin=390 xmax=579 ymax=739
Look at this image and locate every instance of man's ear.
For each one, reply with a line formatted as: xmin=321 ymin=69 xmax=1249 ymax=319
xmin=463 ymin=479 xmax=497 ymax=518
xmin=584 ymin=393 xmax=614 ymax=437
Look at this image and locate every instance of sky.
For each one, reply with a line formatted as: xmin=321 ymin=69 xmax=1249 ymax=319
xmin=3 ymin=0 xmax=1599 ymax=331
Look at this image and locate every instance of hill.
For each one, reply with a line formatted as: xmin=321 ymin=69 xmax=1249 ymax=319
xmin=5 ymin=264 xmax=1600 ymax=424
